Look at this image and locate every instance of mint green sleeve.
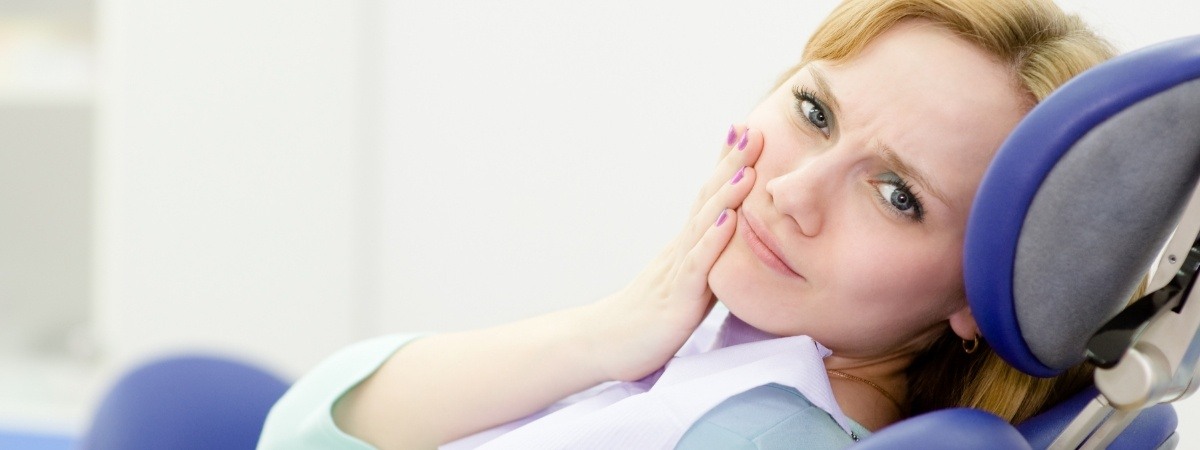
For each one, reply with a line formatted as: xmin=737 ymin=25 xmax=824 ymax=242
xmin=258 ymin=333 xmax=424 ymax=450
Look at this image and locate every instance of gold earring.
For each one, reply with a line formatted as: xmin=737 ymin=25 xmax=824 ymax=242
xmin=963 ymin=335 xmax=980 ymax=354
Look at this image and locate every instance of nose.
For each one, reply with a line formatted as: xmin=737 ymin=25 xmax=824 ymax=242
xmin=765 ymin=157 xmax=831 ymax=237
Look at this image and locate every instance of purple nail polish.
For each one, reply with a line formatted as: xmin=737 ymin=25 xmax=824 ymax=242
xmin=715 ymin=210 xmax=729 ymax=227
xmin=737 ymin=128 xmax=750 ymax=151
xmin=730 ymin=166 xmax=746 ymax=185
xmin=726 ymin=125 xmax=737 ymax=146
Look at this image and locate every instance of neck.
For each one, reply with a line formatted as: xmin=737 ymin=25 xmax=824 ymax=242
xmin=823 ymin=351 xmax=918 ymax=431
xmin=823 ymin=351 xmax=916 ymax=384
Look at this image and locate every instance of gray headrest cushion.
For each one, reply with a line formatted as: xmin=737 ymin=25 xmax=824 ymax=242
xmin=1015 ymin=78 xmax=1200 ymax=371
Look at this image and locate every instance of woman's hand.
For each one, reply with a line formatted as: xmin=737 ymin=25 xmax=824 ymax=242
xmin=584 ymin=125 xmax=763 ymax=381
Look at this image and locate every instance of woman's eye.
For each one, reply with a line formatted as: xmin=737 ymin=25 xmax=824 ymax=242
xmin=877 ymin=183 xmax=915 ymax=211
xmin=872 ymin=175 xmax=924 ymax=222
xmin=799 ymin=99 xmax=831 ymax=135
xmin=793 ymin=87 xmax=832 ymax=137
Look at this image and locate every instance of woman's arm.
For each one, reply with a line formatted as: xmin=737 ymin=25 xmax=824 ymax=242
xmin=333 ymin=306 xmax=604 ymax=449
xmin=333 ymin=126 xmax=763 ymax=450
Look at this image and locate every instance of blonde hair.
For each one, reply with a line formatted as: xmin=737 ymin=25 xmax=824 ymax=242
xmin=794 ymin=0 xmax=1117 ymax=423
xmin=907 ymin=278 xmax=1144 ymax=423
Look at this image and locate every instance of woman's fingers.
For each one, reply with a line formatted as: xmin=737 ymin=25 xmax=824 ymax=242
xmin=675 ymin=164 xmax=755 ymax=264
xmin=718 ymin=124 xmax=740 ymax=161
xmin=672 ymin=207 xmax=739 ymax=302
xmin=689 ymin=126 xmax=763 ymax=218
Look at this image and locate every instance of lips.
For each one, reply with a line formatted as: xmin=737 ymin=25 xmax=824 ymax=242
xmin=739 ymin=212 xmax=803 ymax=278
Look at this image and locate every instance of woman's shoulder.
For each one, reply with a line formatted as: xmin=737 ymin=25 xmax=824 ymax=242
xmin=675 ymin=383 xmax=870 ymax=449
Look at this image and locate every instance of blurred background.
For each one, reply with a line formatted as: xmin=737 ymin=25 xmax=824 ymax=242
xmin=0 ymin=0 xmax=1197 ymax=445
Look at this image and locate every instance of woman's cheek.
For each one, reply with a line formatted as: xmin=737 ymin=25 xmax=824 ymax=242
xmin=707 ymin=243 xmax=744 ymax=302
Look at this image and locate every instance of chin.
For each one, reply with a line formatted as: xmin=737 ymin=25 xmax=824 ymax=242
xmin=709 ymin=244 xmax=803 ymax=337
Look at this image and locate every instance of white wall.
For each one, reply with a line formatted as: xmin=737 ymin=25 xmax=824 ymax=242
xmin=95 ymin=0 xmax=372 ymax=380
xmin=1058 ymin=0 xmax=1200 ymax=52
xmin=375 ymin=0 xmax=835 ymax=332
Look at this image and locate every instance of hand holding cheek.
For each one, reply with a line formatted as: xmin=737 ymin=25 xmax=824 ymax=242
xmin=581 ymin=125 xmax=761 ymax=382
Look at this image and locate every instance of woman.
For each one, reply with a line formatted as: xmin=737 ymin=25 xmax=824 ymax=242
xmin=260 ymin=0 xmax=1115 ymax=448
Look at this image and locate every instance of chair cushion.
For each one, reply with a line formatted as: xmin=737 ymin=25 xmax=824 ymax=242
xmin=965 ymin=34 xmax=1200 ymax=376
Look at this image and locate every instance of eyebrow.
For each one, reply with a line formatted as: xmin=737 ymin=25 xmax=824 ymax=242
xmin=878 ymin=145 xmax=952 ymax=209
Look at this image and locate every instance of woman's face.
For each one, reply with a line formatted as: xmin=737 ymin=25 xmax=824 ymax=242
xmin=709 ymin=20 xmax=1028 ymax=359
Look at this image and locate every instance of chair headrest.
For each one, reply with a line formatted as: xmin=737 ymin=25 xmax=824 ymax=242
xmin=964 ymin=35 xmax=1200 ymax=377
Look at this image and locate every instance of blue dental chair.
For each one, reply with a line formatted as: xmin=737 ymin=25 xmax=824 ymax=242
xmin=79 ymin=354 xmax=290 ymax=450
xmin=858 ymin=34 xmax=1200 ymax=449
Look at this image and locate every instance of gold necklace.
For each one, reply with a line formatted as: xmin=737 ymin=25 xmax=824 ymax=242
xmin=825 ymin=369 xmax=904 ymax=413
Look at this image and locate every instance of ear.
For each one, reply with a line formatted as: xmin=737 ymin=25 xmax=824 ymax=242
xmin=947 ymin=303 xmax=979 ymax=341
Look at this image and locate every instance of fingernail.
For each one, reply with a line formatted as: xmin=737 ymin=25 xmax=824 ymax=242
xmin=726 ymin=125 xmax=737 ymax=146
xmin=715 ymin=209 xmax=729 ymax=227
xmin=737 ymin=128 xmax=750 ymax=151
xmin=730 ymin=166 xmax=746 ymax=185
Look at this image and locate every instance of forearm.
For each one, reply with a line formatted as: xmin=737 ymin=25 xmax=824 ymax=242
xmin=333 ymin=304 xmax=608 ymax=450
